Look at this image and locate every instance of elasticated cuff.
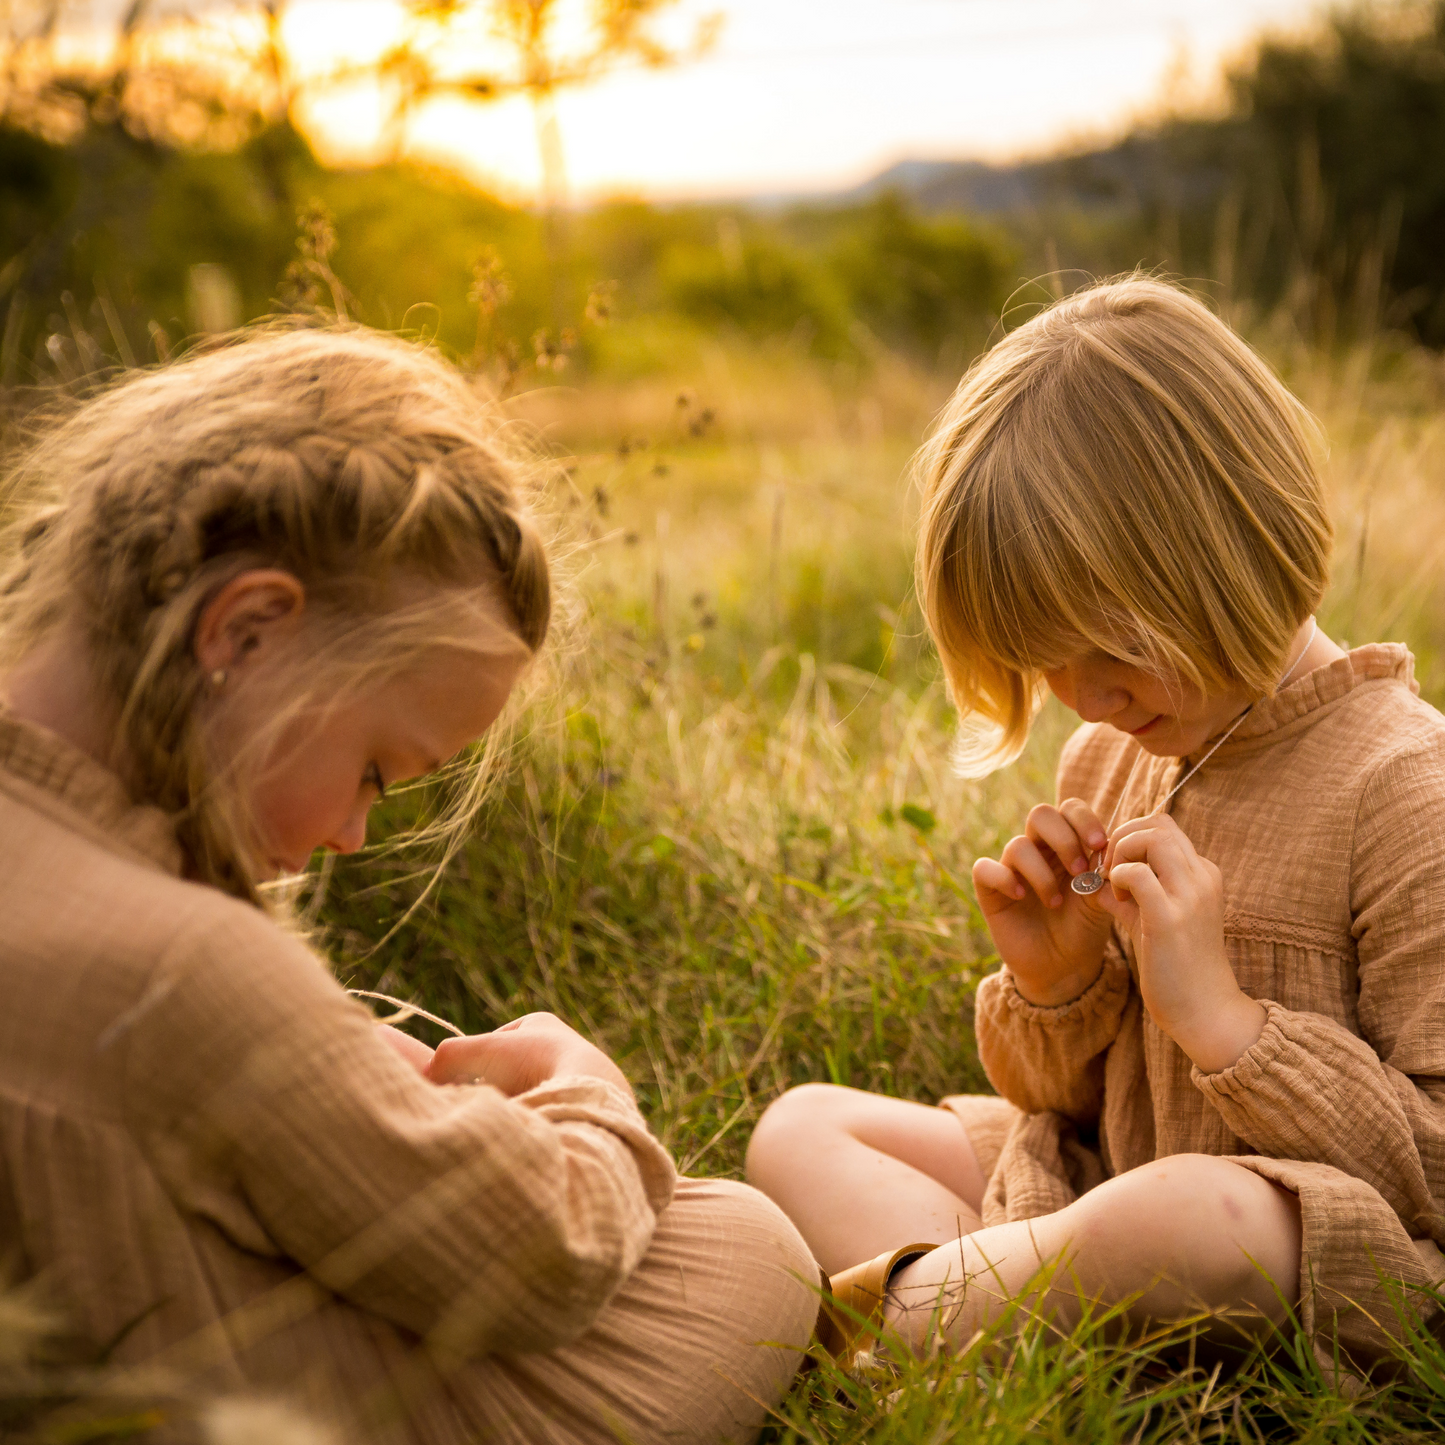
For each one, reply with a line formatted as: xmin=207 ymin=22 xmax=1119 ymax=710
xmin=1189 ymin=998 xmax=1288 ymax=1098
xmin=995 ymin=950 xmax=1132 ymax=1027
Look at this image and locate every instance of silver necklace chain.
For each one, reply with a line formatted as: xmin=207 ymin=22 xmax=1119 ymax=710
xmin=1071 ymin=618 xmax=1319 ymax=895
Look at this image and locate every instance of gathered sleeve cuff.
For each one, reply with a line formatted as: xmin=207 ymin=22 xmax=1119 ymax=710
xmin=975 ymin=948 xmax=1132 ymax=1123
xmin=1193 ymin=1000 xmax=1443 ymax=1239
xmin=124 ymin=906 xmax=679 ymax=1360
xmin=514 ymin=1073 xmax=676 ymax=1219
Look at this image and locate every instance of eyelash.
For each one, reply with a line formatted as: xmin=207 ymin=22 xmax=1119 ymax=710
xmin=365 ymin=762 xmax=387 ymax=800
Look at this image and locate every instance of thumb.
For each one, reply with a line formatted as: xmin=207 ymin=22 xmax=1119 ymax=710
xmin=1093 ymin=873 xmax=1139 ymax=932
xmin=427 ymin=1031 xmax=530 ymax=1090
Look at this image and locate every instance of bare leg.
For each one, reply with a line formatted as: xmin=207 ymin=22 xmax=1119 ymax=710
xmin=746 ymin=1084 xmax=989 ymax=1274
xmin=885 ymin=1155 xmax=1302 ymax=1354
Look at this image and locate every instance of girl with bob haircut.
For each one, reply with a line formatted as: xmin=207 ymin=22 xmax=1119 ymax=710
xmin=0 ymin=325 xmax=817 ymax=1443
xmin=748 ymin=276 xmax=1445 ymax=1371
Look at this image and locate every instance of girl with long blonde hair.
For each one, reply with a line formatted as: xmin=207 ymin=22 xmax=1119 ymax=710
xmin=0 ymin=325 xmax=816 ymax=1443
xmin=748 ymin=277 xmax=1445 ymax=1370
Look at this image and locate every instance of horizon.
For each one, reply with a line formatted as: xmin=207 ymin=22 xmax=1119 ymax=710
xmin=282 ymin=0 xmax=1335 ymax=204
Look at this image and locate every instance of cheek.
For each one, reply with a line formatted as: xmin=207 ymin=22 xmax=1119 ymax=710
xmin=1042 ymin=671 xmax=1073 ymax=707
xmin=245 ymin=730 xmax=354 ymax=858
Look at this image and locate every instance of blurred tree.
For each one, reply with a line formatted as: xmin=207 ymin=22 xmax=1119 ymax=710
xmin=0 ymin=0 xmax=720 ymax=342
xmin=660 ymin=231 xmax=855 ymax=359
xmin=1222 ymin=0 xmax=1445 ymax=341
xmin=371 ymin=0 xmax=719 ymax=318
xmin=824 ymin=193 xmax=1015 ymax=363
xmin=0 ymin=1 xmax=286 ymax=147
xmin=379 ymin=2 xmax=719 ymax=205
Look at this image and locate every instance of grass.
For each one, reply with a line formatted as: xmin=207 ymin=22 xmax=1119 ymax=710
xmin=312 ymin=334 xmax=1445 ymax=1440
xmin=8 ymin=329 xmax=1445 ymax=1440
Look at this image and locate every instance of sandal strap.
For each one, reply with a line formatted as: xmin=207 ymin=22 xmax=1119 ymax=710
xmin=813 ymin=1241 xmax=936 ymax=1367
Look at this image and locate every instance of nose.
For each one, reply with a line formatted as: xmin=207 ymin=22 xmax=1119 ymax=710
xmin=1049 ymin=664 xmax=1131 ymax=724
xmin=327 ymin=804 xmax=370 ymax=856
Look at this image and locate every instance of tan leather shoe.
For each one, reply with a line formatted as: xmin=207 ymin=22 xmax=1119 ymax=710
xmin=812 ymin=1242 xmax=936 ymax=1370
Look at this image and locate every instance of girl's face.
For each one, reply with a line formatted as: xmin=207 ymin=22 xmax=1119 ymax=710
xmin=234 ymin=649 xmax=524 ymax=879
xmin=193 ymin=569 xmax=529 ymax=880
xmin=1041 ymin=650 xmax=1253 ymax=758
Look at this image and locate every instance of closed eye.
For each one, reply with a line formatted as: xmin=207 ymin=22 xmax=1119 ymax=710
xmin=364 ymin=762 xmax=387 ymax=801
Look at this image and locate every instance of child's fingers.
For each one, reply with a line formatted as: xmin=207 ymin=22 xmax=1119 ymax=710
xmin=1058 ymin=797 xmax=1109 ymax=854
xmin=1092 ymin=869 xmax=1140 ymax=932
xmin=374 ymin=1023 xmax=435 ymax=1074
xmin=428 ymin=1032 xmax=533 ymax=1087
xmin=1101 ymin=813 xmax=1149 ymax=871
xmin=1025 ymin=804 xmax=1094 ymax=876
xmin=1110 ymin=813 xmax=1189 ymax=843
xmin=1105 ymin=858 xmax=1169 ymax=914
xmin=429 ymin=1031 xmax=551 ymax=1094
xmin=1000 ymin=835 xmax=1066 ymax=908
xmin=973 ymin=855 xmax=1027 ymax=907
xmin=427 ymin=1033 xmax=494 ymax=1084
xmin=1103 ymin=813 xmax=1194 ymax=874
xmin=1107 ymin=826 xmax=1194 ymax=892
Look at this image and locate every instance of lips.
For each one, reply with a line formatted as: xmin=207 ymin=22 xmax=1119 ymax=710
xmin=1128 ymin=716 xmax=1162 ymax=736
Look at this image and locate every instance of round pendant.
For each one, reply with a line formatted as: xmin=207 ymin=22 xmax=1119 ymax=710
xmin=1071 ymin=870 xmax=1105 ymax=896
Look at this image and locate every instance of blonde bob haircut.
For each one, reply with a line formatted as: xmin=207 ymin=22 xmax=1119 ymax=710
xmin=915 ymin=276 xmax=1333 ymax=774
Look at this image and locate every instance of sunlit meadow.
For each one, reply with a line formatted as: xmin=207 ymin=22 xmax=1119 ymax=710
xmin=305 ymin=319 xmax=1445 ymax=1443
xmin=6 ymin=306 xmax=1445 ymax=1442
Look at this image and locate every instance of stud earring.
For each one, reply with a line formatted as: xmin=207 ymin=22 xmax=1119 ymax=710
xmin=210 ymin=668 xmax=227 ymax=689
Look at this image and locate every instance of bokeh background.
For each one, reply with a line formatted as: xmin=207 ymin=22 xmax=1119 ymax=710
xmin=8 ymin=4 xmax=1445 ymax=1439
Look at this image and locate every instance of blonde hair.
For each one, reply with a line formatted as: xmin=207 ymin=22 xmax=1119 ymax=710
xmin=915 ymin=275 xmax=1333 ymax=774
xmin=0 ymin=324 xmax=550 ymax=905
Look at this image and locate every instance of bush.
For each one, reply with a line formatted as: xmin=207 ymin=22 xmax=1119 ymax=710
xmin=1228 ymin=1 xmax=1445 ymax=341
xmin=660 ymin=233 xmax=857 ymax=358
xmin=827 ymin=192 xmax=1016 ymax=362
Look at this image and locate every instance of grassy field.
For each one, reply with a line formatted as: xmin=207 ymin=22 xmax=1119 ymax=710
xmin=314 ymin=326 xmax=1445 ymax=1441
xmin=8 ymin=322 xmax=1445 ymax=1441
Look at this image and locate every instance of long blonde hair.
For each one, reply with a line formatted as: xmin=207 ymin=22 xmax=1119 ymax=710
xmin=915 ymin=276 xmax=1333 ymax=773
xmin=0 ymin=324 xmax=551 ymax=905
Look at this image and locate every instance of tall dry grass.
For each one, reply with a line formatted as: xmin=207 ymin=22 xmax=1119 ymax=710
xmin=7 ymin=320 xmax=1445 ymax=1440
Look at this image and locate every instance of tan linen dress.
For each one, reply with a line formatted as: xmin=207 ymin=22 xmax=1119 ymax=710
xmin=942 ymin=645 xmax=1445 ymax=1368
xmin=0 ymin=711 xmax=818 ymax=1444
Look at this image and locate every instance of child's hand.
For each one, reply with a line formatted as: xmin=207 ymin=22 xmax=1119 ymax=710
xmin=972 ymin=799 xmax=1117 ymax=1007
xmin=1098 ymin=814 xmax=1265 ymax=1072
xmin=425 ymin=1012 xmax=633 ymax=1099
xmin=375 ymin=1023 xmax=435 ymax=1074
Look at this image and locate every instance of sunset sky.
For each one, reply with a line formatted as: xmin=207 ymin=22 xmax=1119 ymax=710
xmin=280 ymin=0 xmax=1332 ymax=202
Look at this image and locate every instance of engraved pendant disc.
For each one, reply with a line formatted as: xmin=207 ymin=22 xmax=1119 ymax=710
xmin=1071 ymin=870 xmax=1105 ymax=896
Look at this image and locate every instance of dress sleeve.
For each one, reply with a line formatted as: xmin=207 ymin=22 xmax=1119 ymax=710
xmin=972 ymin=721 xmax=1134 ymax=1122
xmin=1194 ymin=740 xmax=1445 ymax=1242
xmin=122 ymin=904 xmax=677 ymax=1358
xmin=975 ymin=949 xmax=1132 ymax=1122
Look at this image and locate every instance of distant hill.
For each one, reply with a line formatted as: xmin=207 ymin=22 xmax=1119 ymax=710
xmin=844 ymin=157 xmax=1060 ymax=215
xmin=777 ymin=132 xmax=1224 ymax=220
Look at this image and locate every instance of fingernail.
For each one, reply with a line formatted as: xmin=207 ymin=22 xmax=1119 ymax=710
xmin=1090 ymin=833 xmax=1107 ymax=848
xmin=1014 ymin=885 xmax=1026 ymax=900
xmin=1068 ymin=858 xmax=1084 ymax=874
xmin=1050 ymin=894 xmax=1063 ymax=908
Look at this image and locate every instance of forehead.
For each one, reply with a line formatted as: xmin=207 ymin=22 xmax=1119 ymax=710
xmin=382 ymin=648 xmax=523 ymax=742
xmin=1017 ymin=621 xmax=1145 ymax=673
xmin=302 ymin=648 xmax=522 ymax=774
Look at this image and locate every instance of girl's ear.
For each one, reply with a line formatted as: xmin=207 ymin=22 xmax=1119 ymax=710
xmin=194 ymin=569 xmax=307 ymax=680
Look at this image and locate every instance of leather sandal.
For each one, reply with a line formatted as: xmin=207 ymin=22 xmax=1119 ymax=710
xmin=812 ymin=1242 xmax=936 ymax=1370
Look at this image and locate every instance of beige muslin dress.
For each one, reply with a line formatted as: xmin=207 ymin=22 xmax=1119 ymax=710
xmin=0 ymin=710 xmax=818 ymax=1443
xmin=942 ymin=645 xmax=1445 ymax=1367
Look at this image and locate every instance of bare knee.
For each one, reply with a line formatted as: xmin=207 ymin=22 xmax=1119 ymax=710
xmin=746 ymin=1083 xmax=858 ymax=1192
xmin=1064 ymin=1154 xmax=1301 ymax=1313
